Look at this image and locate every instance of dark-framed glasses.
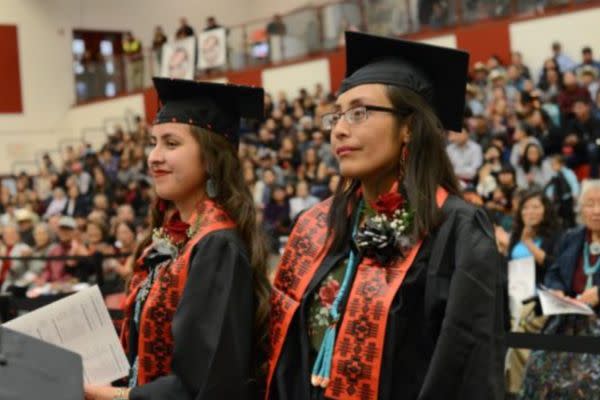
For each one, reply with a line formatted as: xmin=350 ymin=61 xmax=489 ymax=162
xmin=321 ymin=105 xmax=399 ymax=130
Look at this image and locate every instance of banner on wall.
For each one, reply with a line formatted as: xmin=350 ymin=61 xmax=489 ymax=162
xmin=160 ymin=37 xmax=196 ymax=80
xmin=198 ymin=28 xmax=227 ymax=70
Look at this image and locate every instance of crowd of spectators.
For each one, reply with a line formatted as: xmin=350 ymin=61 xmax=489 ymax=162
xmin=451 ymin=42 xmax=600 ymax=237
xmin=446 ymin=42 xmax=600 ymax=396
xmin=0 ymin=118 xmax=151 ymax=297
xmin=5 ymin=41 xmax=600 ymax=296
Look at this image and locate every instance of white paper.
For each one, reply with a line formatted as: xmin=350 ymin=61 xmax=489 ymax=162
xmin=508 ymin=257 xmax=536 ymax=321
xmin=538 ymin=288 xmax=595 ymax=316
xmin=3 ymin=285 xmax=130 ymax=385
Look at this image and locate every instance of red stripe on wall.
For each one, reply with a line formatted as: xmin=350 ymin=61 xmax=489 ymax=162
xmin=225 ymin=68 xmax=263 ymax=87
xmin=327 ymin=48 xmax=346 ymax=94
xmin=0 ymin=25 xmax=23 ymax=113
xmin=455 ymin=20 xmax=511 ymax=68
xmin=143 ymin=87 xmax=159 ymax=124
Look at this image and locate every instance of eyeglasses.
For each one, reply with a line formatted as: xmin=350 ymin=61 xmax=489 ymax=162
xmin=321 ymin=105 xmax=400 ymax=130
xmin=582 ymin=201 xmax=600 ymax=210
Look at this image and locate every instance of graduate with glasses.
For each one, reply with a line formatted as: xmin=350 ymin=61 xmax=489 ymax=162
xmin=266 ymin=32 xmax=506 ymax=400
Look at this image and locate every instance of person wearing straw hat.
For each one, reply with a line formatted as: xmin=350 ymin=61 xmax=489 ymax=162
xmin=14 ymin=208 xmax=37 ymax=247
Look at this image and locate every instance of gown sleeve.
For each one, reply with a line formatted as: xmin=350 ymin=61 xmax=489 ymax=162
xmin=129 ymin=230 xmax=255 ymax=400
xmin=419 ymin=208 xmax=506 ymax=400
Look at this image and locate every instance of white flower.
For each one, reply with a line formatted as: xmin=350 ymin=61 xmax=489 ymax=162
xmin=156 ymin=239 xmax=178 ymax=259
xmin=152 ymin=234 xmax=179 ymax=260
xmin=397 ymin=235 xmax=412 ymax=249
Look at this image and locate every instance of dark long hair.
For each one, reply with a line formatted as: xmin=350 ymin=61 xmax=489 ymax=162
xmin=327 ymin=85 xmax=461 ymax=253
xmin=134 ymin=126 xmax=271 ymax=384
xmin=538 ymin=58 xmax=564 ymax=92
xmin=520 ymin=142 xmax=543 ymax=173
xmin=508 ymin=190 xmax=559 ymax=253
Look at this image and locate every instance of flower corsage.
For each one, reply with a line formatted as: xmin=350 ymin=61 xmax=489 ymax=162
xmin=151 ymin=213 xmax=199 ymax=261
xmin=355 ymin=190 xmax=414 ymax=265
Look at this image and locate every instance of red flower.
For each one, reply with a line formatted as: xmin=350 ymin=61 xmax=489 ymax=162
xmin=318 ymin=279 xmax=341 ymax=307
xmin=371 ymin=192 xmax=404 ymax=217
xmin=163 ymin=213 xmax=190 ymax=245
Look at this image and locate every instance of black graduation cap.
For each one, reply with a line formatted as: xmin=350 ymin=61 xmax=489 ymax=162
xmin=153 ymin=77 xmax=264 ymax=147
xmin=340 ymin=31 xmax=469 ymax=132
xmin=0 ymin=327 xmax=83 ymax=400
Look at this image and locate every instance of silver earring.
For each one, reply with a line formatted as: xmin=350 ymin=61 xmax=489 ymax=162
xmin=206 ymin=177 xmax=218 ymax=199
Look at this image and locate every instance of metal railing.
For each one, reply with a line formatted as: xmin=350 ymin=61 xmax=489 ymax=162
xmin=71 ymin=0 xmax=600 ymax=104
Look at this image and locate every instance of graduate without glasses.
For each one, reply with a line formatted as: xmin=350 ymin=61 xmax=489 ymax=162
xmin=84 ymin=78 xmax=270 ymax=400
xmin=266 ymin=32 xmax=506 ymax=400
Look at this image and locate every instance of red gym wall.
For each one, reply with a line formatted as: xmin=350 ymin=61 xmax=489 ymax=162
xmin=0 ymin=25 xmax=23 ymax=114
xmin=455 ymin=20 xmax=512 ymax=67
xmin=144 ymin=86 xmax=159 ymax=123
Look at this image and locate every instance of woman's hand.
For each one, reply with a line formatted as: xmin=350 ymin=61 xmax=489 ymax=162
xmin=84 ymin=385 xmax=130 ymax=400
xmin=485 ymin=200 xmax=502 ymax=211
xmin=115 ymin=256 xmax=134 ymax=279
xmin=577 ymin=286 xmax=600 ymax=307
xmin=70 ymin=239 xmax=89 ymax=256
xmin=521 ymin=225 xmax=535 ymax=242
xmin=521 ymin=227 xmax=546 ymax=265
xmin=494 ymin=226 xmax=509 ymax=255
xmin=478 ymin=163 xmax=492 ymax=179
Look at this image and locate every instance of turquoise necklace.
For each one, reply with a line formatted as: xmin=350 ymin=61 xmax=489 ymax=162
xmin=311 ymin=199 xmax=364 ymax=388
xmin=583 ymin=242 xmax=600 ymax=289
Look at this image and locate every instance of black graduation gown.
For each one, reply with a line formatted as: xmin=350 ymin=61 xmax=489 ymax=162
xmin=129 ymin=229 xmax=256 ymax=400
xmin=270 ymin=195 xmax=506 ymax=400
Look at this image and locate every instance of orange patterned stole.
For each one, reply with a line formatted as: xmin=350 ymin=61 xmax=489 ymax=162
xmin=267 ymin=188 xmax=448 ymax=400
xmin=121 ymin=201 xmax=235 ymax=385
